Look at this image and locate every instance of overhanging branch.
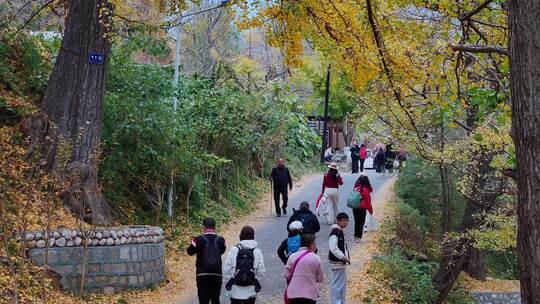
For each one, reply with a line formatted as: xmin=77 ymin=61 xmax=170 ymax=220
xmin=459 ymin=0 xmax=494 ymax=21
xmin=450 ymin=44 xmax=508 ymax=56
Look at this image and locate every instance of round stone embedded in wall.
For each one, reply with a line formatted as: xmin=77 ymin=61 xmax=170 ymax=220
xmin=25 ymin=226 xmax=165 ymax=295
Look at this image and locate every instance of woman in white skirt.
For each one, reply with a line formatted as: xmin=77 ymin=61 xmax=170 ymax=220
xmin=322 ymin=163 xmax=344 ymax=224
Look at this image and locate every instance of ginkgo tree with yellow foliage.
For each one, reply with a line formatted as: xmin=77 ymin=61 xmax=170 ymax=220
xmin=238 ymin=0 xmax=520 ymax=302
xmin=5 ymin=0 xmax=539 ymax=302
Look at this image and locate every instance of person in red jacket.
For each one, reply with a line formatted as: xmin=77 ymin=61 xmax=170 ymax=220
xmin=353 ymin=174 xmax=373 ymax=242
xmin=359 ymin=144 xmax=368 ymax=172
xmin=322 ymin=163 xmax=344 ymax=225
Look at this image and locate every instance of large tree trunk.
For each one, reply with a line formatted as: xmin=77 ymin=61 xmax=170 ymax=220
xmin=25 ymin=0 xmax=112 ymax=224
xmin=508 ymin=1 xmax=540 ymax=302
xmin=434 ymin=149 xmax=499 ymax=302
xmin=463 ymin=247 xmax=486 ymax=280
xmin=439 ymin=163 xmax=451 ymax=233
xmin=433 ymin=201 xmax=478 ymax=303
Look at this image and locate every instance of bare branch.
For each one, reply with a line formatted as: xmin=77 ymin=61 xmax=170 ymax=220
xmin=501 ymin=168 xmax=517 ymax=180
xmin=8 ymin=0 xmax=56 ymax=41
xmin=459 ymin=0 xmax=494 ymax=21
xmin=453 ymin=119 xmax=474 ymax=132
xmin=450 ymin=44 xmax=508 ymax=56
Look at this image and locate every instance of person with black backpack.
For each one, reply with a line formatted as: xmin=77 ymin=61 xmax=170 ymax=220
xmin=223 ymin=226 xmax=265 ymax=304
xmin=277 ymin=221 xmax=304 ymax=264
xmin=287 ymin=201 xmax=320 ymax=235
xmin=187 ymin=218 xmax=227 ymax=304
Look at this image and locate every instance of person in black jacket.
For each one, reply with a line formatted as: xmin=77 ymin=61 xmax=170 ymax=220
xmin=186 ymin=217 xmax=226 ymax=304
xmin=384 ymin=144 xmax=397 ymax=174
xmin=269 ymin=158 xmax=293 ymax=217
xmin=350 ymin=139 xmax=360 ymax=174
xmin=287 ymin=201 xmax=320 ymax=235
xmin=277 ymin=221 xmax=303 ymax=264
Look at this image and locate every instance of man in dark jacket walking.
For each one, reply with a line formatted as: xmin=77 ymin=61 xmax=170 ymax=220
xmin=287 ymin=201 xmax=320 ymax=235
xmin=187 ymin=218 xmax=226 ymax=304
xmin=269 ymin=158 xmax=293 ymax=217
xmin=350 ymin=140 xmax=360 ymax=174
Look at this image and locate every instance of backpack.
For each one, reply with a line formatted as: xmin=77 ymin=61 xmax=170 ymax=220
xmin=287 ymin=234 xmax=301 ymax=255
xmin=295 ymin=212 xmax=313 ymax=234
xmin=234 ymin=245 xmax=256 ymax=286
xmin=347 ymin=188 xmax=362 ymax=209
xmin=200 ymin=235 xmax=221 ymax=270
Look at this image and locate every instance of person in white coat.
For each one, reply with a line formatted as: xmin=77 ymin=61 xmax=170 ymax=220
xmin=223 ymin=226 xmax=265 ymax=304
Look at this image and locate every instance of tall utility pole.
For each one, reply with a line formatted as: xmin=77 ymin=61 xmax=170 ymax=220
xmin=167 ymin=0 xmax=229 ymax=219
xmin=321 ymin=65 xmax=331 ymax=164
xmin=171 ymin=0 xmax=229 ymax=111
xmin=171 ymin=16 xmax=182 ymax=112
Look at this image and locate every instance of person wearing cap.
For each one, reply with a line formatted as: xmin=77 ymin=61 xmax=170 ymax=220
xmin=287 ymin=201 xmax=320 ymax=235
xmin=284 ymin=234 xmax=324 ymax=304
xmin=322 ymin=163 xmax=344 ymax=225
xmin=277 ymin=221 xmax=304 ymax=264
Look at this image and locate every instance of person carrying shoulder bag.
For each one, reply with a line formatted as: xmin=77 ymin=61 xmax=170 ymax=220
xmin=283 ymin=234 xmax=324 ymax=304
xmin=351 ymin=174 xmax=373 ymax=242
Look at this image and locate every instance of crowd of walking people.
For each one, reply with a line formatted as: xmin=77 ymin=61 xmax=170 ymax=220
xmin=187 ymin=158 xmax=377 ymax=304
xmin=372 ymin=144 xmax=408 ymax=174
xmin=326 ymin=138 xmax=407 ymax=176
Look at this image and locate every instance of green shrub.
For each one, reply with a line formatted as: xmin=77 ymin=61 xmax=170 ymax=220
xmin=485 ymin=250 xmax=519 ymax=279
xmin=396 ymin=157 xmax=468 ymax=233
xmin=0 ymin=97 xmax=21 ymax=126
xmin=0 ymin=30 xmax=52 ymax=95
xmin=394 ymin=201 xmax=429 ymax=255
xmin=99 ymin=35 xmax=320 ymax=224
xmin=396 ymin=158 xmax=441 ymax=218
xmin=445 ymin=287 xmax=476 ymax=304
xmin=371 ymin=250 xmax=438 ymax=304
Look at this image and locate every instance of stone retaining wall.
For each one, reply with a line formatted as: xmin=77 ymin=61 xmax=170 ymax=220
xmin=25 ymin=226 xmax=165 ymax=294
xmin=472 ymin=292 xmax=521 ymax=304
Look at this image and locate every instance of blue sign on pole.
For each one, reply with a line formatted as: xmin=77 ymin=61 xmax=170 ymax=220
xmin=88 ymin=52 xmax=105 ymax=64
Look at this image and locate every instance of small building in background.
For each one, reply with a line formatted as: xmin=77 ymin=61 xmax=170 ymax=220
xmin=307 ymin=116 xmax=354 ymax=149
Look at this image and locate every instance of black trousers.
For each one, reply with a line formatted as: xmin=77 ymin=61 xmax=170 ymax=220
xmin=196 ymin=275 xmax=222 ymax=304
xmin=351 ymin=156 xmax=359 ymax=173
xmin=289 ymin=299 xmax=316 ymax=304
xmin=230 ymin=298 xmax=256 ymax=304
xmin=375 ymin=160 xmax=384 ymax=173
xmin=274 ymin=185 xmax=288 ymax=214
xmin=353 ymin=208 xmax=367 ymax=239
xmin=360 ymin=158 xmax=365 ymax=172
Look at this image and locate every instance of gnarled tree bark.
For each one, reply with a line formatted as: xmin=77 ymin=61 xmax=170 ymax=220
xmin=25 ymin=0 xmax=112 ymax=224
xmin=508 ymin=1 xmax=540 ymax=302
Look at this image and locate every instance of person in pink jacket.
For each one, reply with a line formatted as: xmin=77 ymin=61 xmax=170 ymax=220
xmin=283 ymin=234 xmax=324 ymax=304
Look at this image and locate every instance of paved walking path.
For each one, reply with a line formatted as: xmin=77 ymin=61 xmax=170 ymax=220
xmin=177 ymin=170 xmax=393 ymax=304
